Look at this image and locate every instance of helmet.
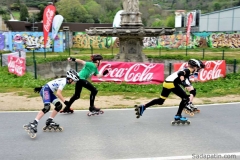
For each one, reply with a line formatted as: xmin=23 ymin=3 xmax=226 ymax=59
xmin=91 ymin=54 xmax=103 ymax=62
xmin=66 ymin=69 xmax=79 ymax=82
xmin=188 ymin=59 xmax=201 ymax=68
xmin=198 ymin=60 xmax=205 ymax=69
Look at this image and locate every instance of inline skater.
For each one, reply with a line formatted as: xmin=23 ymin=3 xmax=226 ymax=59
xmin=134 ymin=59 xmax=204 ymax=125
xmin=23 ymin=69 xmax=79 ymax=138
xmin=61 ymin=54 xmax=109 ymax=116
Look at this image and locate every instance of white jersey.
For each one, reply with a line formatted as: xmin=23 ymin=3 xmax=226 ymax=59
xmin=47 ymin=78 xmax=67 ymax=92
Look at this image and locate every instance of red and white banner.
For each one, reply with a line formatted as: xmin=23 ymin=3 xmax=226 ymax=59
xmin=91 ymin=62 xmax=165 ymax=84
xmin=173 ymin=60 xmax=226 ymax=82
xmin=8 ymin=55 xmax=26 ymax=76
xmin=43 ymin=5 xmax=56 ymax=48
xmin=186 ymin=13 xmax=193 ymax=46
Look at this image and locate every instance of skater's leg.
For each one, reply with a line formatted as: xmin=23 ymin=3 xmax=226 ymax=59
xmin=81 ymin=80 xmax=98 ymax=111
xmin=172 ymin=85 xmax=189 ymax=116
xmin=67 ymin=80 xmax=83 ymax=108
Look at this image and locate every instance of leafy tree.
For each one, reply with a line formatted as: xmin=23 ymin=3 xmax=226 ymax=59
xmin=165 ymin=15 xmax=175 ymax=28
xmin=213 ymin=3 xmax=221 ymax=11
xmin=84 ymin=0 xmax=104 ymax=23
xmin=36 ymin=4 xmax=45 ymax=22
xmin=19 ymin=4 xmax=29 ymax=21
xmin=55 ymin=0 xmax=88 ymax=22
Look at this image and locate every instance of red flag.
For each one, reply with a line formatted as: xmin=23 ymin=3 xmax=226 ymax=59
xmin=43 ymin=5 xmax=56 ymax=48
xmin=186 ymin=13 xmax=193 ymax=46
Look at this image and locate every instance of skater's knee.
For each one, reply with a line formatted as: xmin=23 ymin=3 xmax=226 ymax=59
xmin=72 ymin=94 xmax=80 ymax=100
xmin=190 ymin=89 xmax=196 ymax=97
xmin=54 ymin=101 xmax=62 ymax=112
xmin=42 ymin=103 xmax=51 ymax=113
xmin=91 ymin=88 xmax=98 ymax=96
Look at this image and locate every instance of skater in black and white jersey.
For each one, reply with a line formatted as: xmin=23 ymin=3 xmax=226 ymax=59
xmin=134 ymin=59 xmax=204 ymax=124
xmin=184 ymin=60 xmax=205 ymax=116
xmin=23 ymin=69 xmax=79 ymax=138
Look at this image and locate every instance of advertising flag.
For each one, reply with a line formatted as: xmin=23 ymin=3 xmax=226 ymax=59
xmin=52 ymin=15 xmax=64 ymax=39
xmin=43 ymin=5 xmax=56 ymax=48
xmin=186 ymin=13 xmax=193 ymax=46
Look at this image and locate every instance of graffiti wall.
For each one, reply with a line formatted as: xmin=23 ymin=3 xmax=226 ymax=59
xmin=0 ymin=32 xmax=12 ymax=51
xmin=72 ymin=32 xmax=113 ymax=49
xmin=12 ymin=32 xmax=63 ymax=52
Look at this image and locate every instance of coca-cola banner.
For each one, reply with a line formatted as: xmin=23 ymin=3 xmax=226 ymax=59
xmin=8 ymin=55 xmax=26 ymax=76
xmin=91 ymin=62 xmax=165 ymax=84
xmin=43 ymin=5 xmax=56 ymax=48
xmin=173 ymin=60 xmax=226 ymax=82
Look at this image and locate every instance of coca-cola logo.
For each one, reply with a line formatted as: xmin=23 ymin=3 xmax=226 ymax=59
xmin=98 ymin=63 xmax=159 ymax=82
xmin=176 ymin=60 xmax=226 ymax=82
xmin=8 ymin=56 xmax=25 ymax=76
xmin=44 ymin=8 xmax=55 ymax=32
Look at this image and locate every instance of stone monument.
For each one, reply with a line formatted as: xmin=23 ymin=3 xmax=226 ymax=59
xmin=86 ymin=0 xmax=175 ymax=62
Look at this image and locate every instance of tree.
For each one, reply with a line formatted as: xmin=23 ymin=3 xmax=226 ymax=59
xmin=213 ymin=3 xmax=221 ymax=11
xmin=55 ymin=0 xmax=88 ymax=22
xmin=36 ymin=4 xmax=45 ymax=22
xmin=84 ymin=0 xmax=104 ymax=23
xmin=165 ymin=15 xmax=175 ymax=28
xmin=19 ymin=4 xmax=29 ymax=21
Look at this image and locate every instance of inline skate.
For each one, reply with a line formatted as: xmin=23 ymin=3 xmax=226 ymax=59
xmin=171 ymin=115 xmax=191 ymax=125
xmin=60 ymin=106 xmax=74 ymax=113
xmin=184 ymin=103 xmax=200 ymax=116
xmin=134 ymin=104 xmax=145 ymax=118
xmin=23 ymin=122 xmax=37 ymax=138
xmin=42 ymin=118 xmax=63 ymax=132
xmin=87 ymin=106 xmax=104 ymax=116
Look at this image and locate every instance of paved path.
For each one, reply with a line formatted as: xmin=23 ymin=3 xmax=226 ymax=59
xmin=0 ymin=103 xmax=240 ymax=160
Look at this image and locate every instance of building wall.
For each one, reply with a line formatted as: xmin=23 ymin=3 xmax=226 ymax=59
xmin=200 ymin=6 xmax=240 ymax=32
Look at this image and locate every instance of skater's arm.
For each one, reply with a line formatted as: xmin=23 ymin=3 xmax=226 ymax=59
xmin=96 ymin=69 xmax=109 ymax=78
xmin=68 ymin=57 xmax=86 ymax=65
xmin=56 ymin=89 xmax=65 ymax=103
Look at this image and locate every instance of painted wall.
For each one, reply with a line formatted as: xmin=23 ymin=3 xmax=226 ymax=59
xmin=0 ymin=31 xmax=64 ymax=52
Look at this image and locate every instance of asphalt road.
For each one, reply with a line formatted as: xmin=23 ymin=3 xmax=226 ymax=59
xmin=0 ymin=103 xmax=240 ymax=160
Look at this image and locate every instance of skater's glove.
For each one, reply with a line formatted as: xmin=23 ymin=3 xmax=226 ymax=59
xmin=64 ymin=100 xmax=70 ymax=106
xmin=34 ymin=87 xmax=42 ymax=93
xmin=181 ymin=80 xmax=189 ymax=87
xmin=103 ymin=69 xmax=109 ymax=76
xmin=68 ymin=57 xmax=76 ymax=61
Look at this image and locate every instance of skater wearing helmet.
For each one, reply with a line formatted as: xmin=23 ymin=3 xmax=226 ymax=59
xmin=61 ymin=54 xmax=109 ymax=116
xmin=184 ymin=60 xmax=205 ymax=116
xmin=134 ymin=59 xmax=204 ymax=125
xmin=23 ymin=69 xmax=79 ymax=138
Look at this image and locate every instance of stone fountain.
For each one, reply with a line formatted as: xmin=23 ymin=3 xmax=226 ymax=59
xmin=86 ymin=0 xmax=175 ymax=62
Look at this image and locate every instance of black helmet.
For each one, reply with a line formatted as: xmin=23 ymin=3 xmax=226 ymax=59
xmin=198 ymin=60 xmax=205 ymax=69
xmin=188 ymin=59 xmax=201 ymax=68
xmin=91 ymin=54 xmax=103 ymax=63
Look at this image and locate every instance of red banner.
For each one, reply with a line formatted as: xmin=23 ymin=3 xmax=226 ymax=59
xmin=8 ymin=55 xmax=26 ymax=76
xmin=91 ymin=62 xmax=165 ymax=84
xmin=173 ymin=60 xmax=226 ymax=82
xmin=186 ymin=13 xmax=193 ymax=46
xmin=43 ymin=5 xmax=56 ymax=48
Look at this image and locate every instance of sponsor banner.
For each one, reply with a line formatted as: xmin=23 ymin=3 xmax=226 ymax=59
xmin=8 ymin=55 xmax=26 ymax=76
xmin=43 ymin=5 xmax=56 ymax=48
xmin=186 ymin=13 xmax=193 ymax=45
xmin=52 ymin=15 xmax=64 ymax=40
xmin=91 ymin=62 xmax=165 ymax=84
xmin=2 ymin=51 xmax=26 ymax=66
xmin=173 ymin=60 xmax=226 ymax=82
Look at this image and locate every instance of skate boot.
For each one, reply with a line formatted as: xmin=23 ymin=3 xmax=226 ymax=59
xmin=171 ymin=115 xmax=191 ymax=125
xmin=184 ymin=102 xmax=195 ymax=116
xmin=87 ymin=106 xmax=104 ymax=116
xmin=60 ymin=106 xmax=74 ymax=113
xmin=190 ymin=104 xmax=200 ymax=113
xmin=134 ymin=104 xmax=145 ymax=118
xmin=42 ymin=118 xmax=63 ymax=132
xmin=23 ymin=121 xmax=37 ymax=138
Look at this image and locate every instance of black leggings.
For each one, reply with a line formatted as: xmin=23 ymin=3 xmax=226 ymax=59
xmin=67 ymin=79 xmax=98 ymax=108
xmin=145 ymin=83 xmax=189 ymax=116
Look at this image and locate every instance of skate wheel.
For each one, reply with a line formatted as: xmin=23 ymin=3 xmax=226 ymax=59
xmin=136 ymin=115 xmax=140 ymax=119
xmin=171 ymin=121 xmax=175 ymax=125
xmin=190 ymin=112 xmax=194 ymax=116
xmin=87 ymin=113 xmax=92 ymax=116
xmin=187 ymin=121 xmax=191 ymax=125
xmin=182 ymin=122 xmax=185 ymax=125
xmin=57 ymin=127 xmax=63 ymax=132
xmin=30 ymin=133 xmax=36 ymax=138
xmin=177 ymin=121 xmax=180 ymax=125
xmin=100 ymin=110 xmax=104 ymax=114
xmin=185 ymin=110 xmax=190 ymax=114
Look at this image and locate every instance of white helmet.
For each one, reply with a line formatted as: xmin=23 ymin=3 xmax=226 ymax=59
xmin=66 ymin=69 xmax=79 ymax=82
